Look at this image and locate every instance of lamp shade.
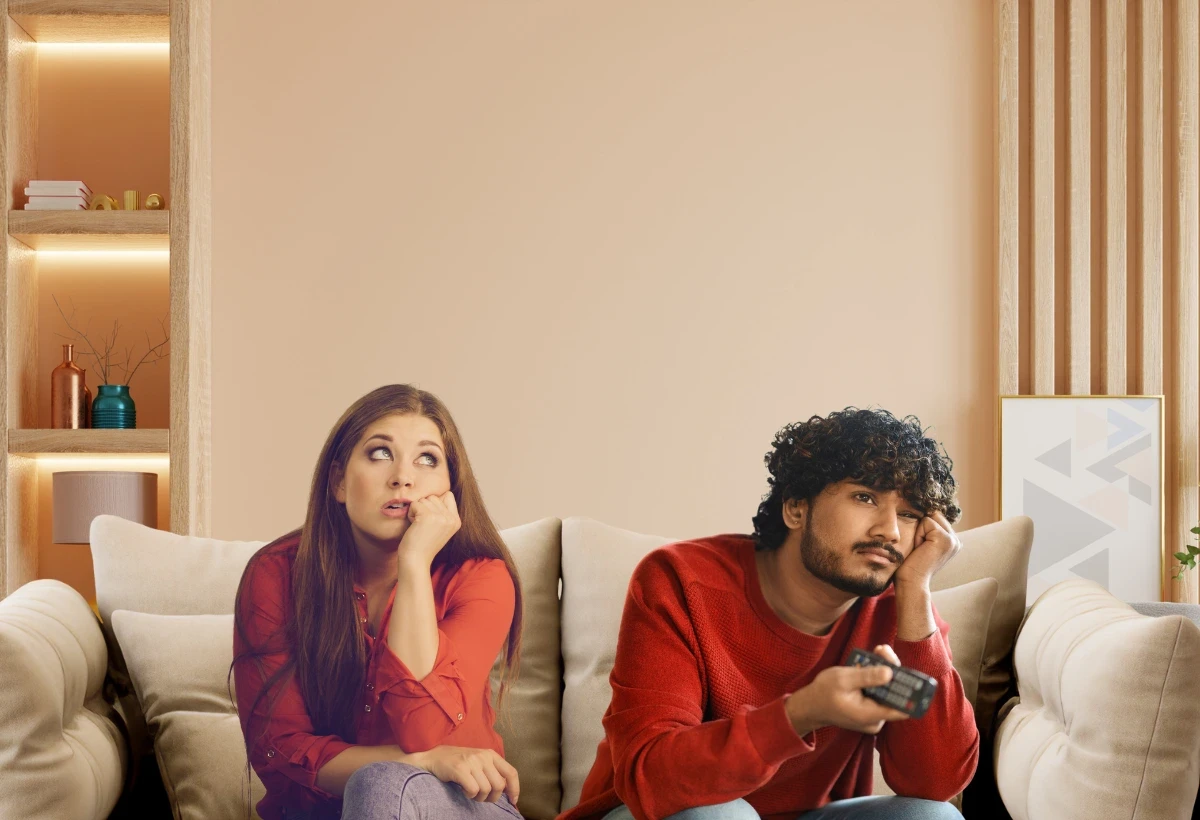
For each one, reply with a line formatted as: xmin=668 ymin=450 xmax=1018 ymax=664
xmin=52 ymin=471 xmax=158 ymax=544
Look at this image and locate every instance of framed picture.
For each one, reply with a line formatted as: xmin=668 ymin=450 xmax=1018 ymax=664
xmin=999 ymin=395 xmax=1164 ymax=604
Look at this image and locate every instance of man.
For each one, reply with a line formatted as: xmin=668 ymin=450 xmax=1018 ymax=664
xmin=559 ymin=408 xmax=978 ymax=820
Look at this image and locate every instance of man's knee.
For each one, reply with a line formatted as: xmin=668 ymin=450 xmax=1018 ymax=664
xmin=668 ymin=798 xmax=759 ymax=820
xmin=888 ymin=797 xmax=962 ymax=819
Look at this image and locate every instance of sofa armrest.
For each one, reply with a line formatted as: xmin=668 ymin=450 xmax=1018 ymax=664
xmin=0 ymin=580 xmax=127 ymax=820
xmin=994 ymin=580 xmax=1200 ymax=820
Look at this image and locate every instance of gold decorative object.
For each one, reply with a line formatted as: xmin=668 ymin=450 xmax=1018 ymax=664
xmin=144 ymin=193 xmax=164 ymax=210
xmin=88 ymin=194 xmax=118 ymax=210
xmin=123 ymin=190 xmax=140 ymax=211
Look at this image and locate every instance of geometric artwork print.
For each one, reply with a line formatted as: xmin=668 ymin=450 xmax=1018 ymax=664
xmin=1000 ymin=396 xmax=1164 ymax=604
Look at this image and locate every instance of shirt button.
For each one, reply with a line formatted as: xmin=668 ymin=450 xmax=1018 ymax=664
xmin=266 ymin=749 xmax=275 ymax=758
xmin=366 ymin=683 xmax=374 ymax=691
xmin=361 ymin=618 xmax=367 ymax=624
xmin=365 ymin=704 xmax=372 ymax=712
xmin=457 ymin=713 xmax=464 ymax=721
xmin=355 ymin=592 xmax=365 ymax=600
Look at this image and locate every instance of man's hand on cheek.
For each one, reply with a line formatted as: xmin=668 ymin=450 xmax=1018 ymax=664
xmin=893 ymin=511 xmax=961 ymax=592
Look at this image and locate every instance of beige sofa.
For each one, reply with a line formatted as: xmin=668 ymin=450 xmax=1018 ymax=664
xmin=1 ymin=514 xmax=1198 ymax=820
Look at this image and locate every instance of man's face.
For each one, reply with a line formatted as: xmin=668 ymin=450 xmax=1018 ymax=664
xmin=792 ymin=480 xmax=924 ymax=597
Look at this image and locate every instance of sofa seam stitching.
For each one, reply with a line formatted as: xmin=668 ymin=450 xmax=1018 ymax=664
xmin=1130 ymin=617 xmax=1184 ymax=819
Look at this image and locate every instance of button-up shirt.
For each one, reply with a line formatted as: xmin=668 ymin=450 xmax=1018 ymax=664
xmin=233 ymin=533 xmax=515 ymax=820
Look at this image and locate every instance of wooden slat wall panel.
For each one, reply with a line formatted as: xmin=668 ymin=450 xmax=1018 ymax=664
xmin=1141 ymin=0 xmax=1164 ymax=398
xmin=1068 ymin=0 xmax=1091 ymax=395
xmin=1171 ymin=0 xmax=1199 ymax=604
xmin=1032 ymin=0 xmax=1055 ymax=395
xmin=1104 ymin=0 xmax=1128 ymax=395
xmin=998 ymin=0 xmax=1020 ymax=397
xmin=999 ymin=0 xmax=1197 ymax=603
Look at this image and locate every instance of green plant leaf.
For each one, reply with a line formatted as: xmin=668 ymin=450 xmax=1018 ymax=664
xmin=1192 ymin=526 xmax=1200 ymax=534
xmin=1189 ymin=545 xmax=1200 ymax=555
xmin=1175 ymin=552 xmax=1190 ymax=562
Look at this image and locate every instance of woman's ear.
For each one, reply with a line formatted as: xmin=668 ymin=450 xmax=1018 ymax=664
xmin=331 ymin=463 xmax=347 ymax=504
xmin=782 ymin=497 xmax=807 ymax=530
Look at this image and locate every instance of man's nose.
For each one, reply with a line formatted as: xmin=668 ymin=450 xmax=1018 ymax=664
xmin=871 ymin=511 xmax=901 ymax=543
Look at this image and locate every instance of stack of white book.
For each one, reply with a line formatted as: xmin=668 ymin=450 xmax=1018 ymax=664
xmin=24 ymin=180 xmax=92 ymax=210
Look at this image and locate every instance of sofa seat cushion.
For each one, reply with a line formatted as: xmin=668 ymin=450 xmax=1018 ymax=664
xmin=995 ymin=579 xmax=1200 ymax=820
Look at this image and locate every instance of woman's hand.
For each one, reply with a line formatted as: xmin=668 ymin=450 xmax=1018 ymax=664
xmin=406 ymin=745 xmax=519 ymax=805
xmin=398 ymin=491 xmax=461 ymax=567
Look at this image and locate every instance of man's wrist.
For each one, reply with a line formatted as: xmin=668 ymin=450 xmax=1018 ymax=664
xmin=784 ymin=689 xmax=820 ymax=738
xmin=893 ymin=582 xmax=937 ymax=642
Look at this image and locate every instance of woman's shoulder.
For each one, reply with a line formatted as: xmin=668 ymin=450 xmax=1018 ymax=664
xmin=240 ymin=530 xmax=302 ymax=594
xmin=437 ymin=556 xmax=514 ymax=600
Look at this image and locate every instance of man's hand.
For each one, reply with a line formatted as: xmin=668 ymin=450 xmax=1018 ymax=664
xmin=397 ymin=491 xmax=461 ymax=568
xmin=785 ymin=649 xmax=911 ymax=737
xmin=894 ymin=510 xmax=961 ymax=592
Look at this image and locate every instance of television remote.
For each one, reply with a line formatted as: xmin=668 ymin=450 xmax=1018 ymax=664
xmin=845 ymin=647 xmax=938 ymax=719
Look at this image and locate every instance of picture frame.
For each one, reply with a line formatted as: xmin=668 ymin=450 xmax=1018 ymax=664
xmin=999 ymin=395 xmax=1165 ymax=604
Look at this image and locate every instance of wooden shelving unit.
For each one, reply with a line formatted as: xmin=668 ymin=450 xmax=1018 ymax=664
xmin=0 ymin=0 xmax=211 ymax=598
xmin=10 ymin=210 xmax=169 ymax=250
xmin=9 ymin=0 xmax=168 ymax=43
xmin=9 ymin=428 xmax=169 ymax=454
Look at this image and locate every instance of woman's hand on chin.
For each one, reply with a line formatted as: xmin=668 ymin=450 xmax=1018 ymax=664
xmin=397 ymin=491 xmax=461 ymax=568
xmin=405 ymin=745 xmax=519 ymax=805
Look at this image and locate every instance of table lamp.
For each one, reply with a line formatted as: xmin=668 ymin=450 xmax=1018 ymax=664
xmin=52 ymin=471 xmax=158 ymax=544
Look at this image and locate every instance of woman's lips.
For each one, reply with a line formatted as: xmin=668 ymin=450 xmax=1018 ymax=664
xmin=381 ymin=503 xmax=410 ymax=519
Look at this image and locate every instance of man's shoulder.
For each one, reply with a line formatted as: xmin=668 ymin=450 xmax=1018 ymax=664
xmin=632 ymin=533 xmax=755 ymax=591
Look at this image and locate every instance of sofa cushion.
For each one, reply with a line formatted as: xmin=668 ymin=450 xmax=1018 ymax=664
xmin=110 ymin=611 xmax=265 ymax=819
xmin=94 ymin=514 xmax=564 ymax=818
xmin=487 ymin=517 xmax=564 ymax=820
xmin=559 ymin=517 xmax=1012 ymax=812
xmin=995 ymin=579 xmax=1200 ymax=820
xmin=560 ymin=517 xmax=675 ymax=811
xmin=0 ymin=580 xmax=126 ymax=820
xmin=931 ymin=515 xmax=1033 ymax=738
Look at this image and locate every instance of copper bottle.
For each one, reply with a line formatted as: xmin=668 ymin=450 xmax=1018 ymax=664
xmin=51 ymin=344 xmax=89 ymax=429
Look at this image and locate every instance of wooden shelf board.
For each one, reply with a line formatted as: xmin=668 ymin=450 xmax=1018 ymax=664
xmin=9 ymin=0 xmax=169 ymax=43
xmin=9 ymin=210 xmax=169 ymax=250
xmin=8 ymin=428 xmax=169 ymax=455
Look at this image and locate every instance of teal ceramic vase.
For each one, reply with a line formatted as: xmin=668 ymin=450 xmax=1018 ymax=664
xmin=91 ymin=384 xmax=136 ymax=429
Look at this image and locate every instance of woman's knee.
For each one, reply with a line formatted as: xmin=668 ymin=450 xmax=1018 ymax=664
xmin=343 ymin=761 xmax=431 ymax=806
xmin=668 ymin=798 xmax=759 ymax=820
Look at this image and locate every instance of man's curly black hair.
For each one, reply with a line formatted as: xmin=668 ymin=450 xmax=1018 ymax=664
xmin=752 ymin=407 xmax=961 ymax=551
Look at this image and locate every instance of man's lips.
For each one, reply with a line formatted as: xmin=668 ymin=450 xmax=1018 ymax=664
xmin=856 ymin=545 xmax=901 ymax=564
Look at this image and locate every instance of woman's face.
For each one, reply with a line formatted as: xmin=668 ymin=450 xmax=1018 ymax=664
xmin=334 ymin=413 xmax=452 ymax=546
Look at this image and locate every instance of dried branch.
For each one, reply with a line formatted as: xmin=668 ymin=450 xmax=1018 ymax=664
xmin=53 ymin=296 xmax=110 ymax=384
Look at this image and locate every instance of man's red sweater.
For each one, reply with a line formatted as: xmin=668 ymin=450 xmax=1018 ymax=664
xmin=558 ymin=534 xmax=979 ymax=820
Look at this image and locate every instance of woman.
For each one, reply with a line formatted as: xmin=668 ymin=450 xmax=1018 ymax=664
xmin=231 ymin=384 xmax=524 ymax=820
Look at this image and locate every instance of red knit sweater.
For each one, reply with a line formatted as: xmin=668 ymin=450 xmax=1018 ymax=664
xmin=559 ymin=534 xmax=979 ymax=820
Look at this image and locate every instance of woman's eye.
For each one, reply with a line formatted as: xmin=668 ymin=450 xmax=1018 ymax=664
xmin=418 ymin=452 xmax=439 ymax=467
xmin=369 ymin=446 xmax=392 ymax=460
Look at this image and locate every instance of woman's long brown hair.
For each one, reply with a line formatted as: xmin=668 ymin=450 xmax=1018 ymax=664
xmin=228 ymin=385 xmax=523 ymax=806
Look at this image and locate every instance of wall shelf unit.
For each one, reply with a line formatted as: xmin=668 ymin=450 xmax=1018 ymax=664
xmin=1 ymin=0 xmax=210 ymax=599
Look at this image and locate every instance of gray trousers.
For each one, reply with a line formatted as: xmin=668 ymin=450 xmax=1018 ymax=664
xmin=340 ymin=762 xmax=523 ymax=820
xmin=603 ymin=796 xmax=961 ymax=819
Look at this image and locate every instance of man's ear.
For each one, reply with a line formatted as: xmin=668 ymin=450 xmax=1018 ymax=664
xmin=331 ymin=463 xmax=347 ymax=504
xmin=782 ymin=497 xmax=808 ymax=530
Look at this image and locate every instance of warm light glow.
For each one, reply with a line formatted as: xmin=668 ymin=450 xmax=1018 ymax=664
xmin=36 ymin=250 xmax=170 ymax=261
xmin=36 ymin=43 xmax=170 ymax=54
xmin=35 ymin=456 xmax=169 ymax=470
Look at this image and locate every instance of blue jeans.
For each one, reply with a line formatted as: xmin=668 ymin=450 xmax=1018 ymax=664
xmin=340 ymin=762 xmax=523 ymax=819
xmin=602 ymin=796 xmax=961 ymax=819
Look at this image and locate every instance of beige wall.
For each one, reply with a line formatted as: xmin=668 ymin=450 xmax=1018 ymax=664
xmin=211 ymin=1 xmax=996 ymax=542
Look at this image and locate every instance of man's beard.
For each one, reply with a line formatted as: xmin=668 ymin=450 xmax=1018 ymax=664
xmin=799 ymin=517 xmax=897 ymax=598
